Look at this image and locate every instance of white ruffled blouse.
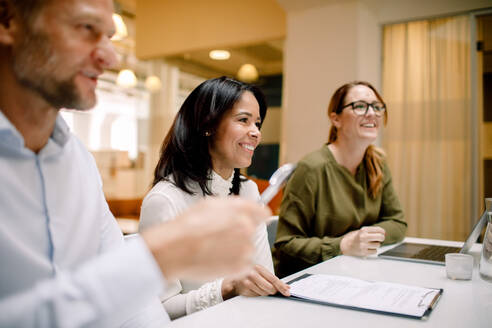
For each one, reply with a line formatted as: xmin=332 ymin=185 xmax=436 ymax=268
xmin=139 ymin=171 xmax=273 ymax=319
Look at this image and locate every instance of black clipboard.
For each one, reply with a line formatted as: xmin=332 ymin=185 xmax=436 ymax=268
xmin=282 ymin=273 xmax=443 ymax=320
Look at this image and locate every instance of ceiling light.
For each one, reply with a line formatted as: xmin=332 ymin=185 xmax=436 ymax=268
xmin=111 ymin=13 xmax=128 ymax=41
xmin=209 ymin=50 xmax=231 ymax=60
xmin=237 ymin=64 xmax=259 ymax=82
xmin=116 ymin=69 xmax=137 ymax=88
xmin=145 ymin=75 xmax=162 ymax=92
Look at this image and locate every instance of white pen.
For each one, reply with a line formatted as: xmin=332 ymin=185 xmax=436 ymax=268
xmin=259 ymin=163 xmax=297 ymax=205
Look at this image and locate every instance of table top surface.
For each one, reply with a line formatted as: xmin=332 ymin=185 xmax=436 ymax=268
xmin=168 ymin=237 xmax=492 ymax=328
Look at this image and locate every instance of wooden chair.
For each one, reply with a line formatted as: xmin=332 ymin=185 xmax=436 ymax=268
xmin=106 ymin=198 xmax=142 ymax=219
xmin=106 ymin=198 xmax=142 ymax=234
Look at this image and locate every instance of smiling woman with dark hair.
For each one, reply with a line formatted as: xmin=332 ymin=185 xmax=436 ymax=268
xmin=139 ymin=76 xmax=289 ymax=319
xmin=151 ymin=76 xmax=268 ymax=197
xmin=273 ymin=81 xmax=407 ymax=278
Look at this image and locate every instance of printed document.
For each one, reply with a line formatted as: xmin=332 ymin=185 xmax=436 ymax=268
xmin=288 ymin=274 xmax=441 ymax=318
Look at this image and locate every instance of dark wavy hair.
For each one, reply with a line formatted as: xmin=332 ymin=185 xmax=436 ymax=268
xmin=153 ymin=76 xmax=268 ymax=196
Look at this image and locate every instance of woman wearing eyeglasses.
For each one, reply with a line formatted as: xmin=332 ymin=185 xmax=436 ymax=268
xmin=273 ymin=81 xmax=407 ymax=278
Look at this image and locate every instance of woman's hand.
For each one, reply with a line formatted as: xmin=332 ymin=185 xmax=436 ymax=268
xmin=221 ymin=264 xmax=290 ymax=300
xmin=340 ymin=226 xmax=386 ymax=257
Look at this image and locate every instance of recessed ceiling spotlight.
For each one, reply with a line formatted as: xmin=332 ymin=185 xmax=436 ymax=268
xmin=209 ymin=50 xmax=231 ymax=60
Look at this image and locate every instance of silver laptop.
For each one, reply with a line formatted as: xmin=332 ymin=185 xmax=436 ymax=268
xmin=379 ymin=199 xmax=491 ymax=265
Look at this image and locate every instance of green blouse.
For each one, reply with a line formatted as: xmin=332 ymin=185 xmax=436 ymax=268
xmin=273 ymin=145 xmax=407 ymax=277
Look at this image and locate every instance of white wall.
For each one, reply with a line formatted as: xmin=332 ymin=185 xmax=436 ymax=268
xmin=279 ymin=0 xmax=492 ymax=163
xmin=281 ymin=0 xmax=359 ymax=163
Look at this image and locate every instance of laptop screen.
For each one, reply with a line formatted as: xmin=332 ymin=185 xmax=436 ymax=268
xmin=379 ymin=199 xmax=491 ymax=264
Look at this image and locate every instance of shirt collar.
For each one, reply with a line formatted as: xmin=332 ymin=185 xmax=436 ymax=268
xmin=52 ymin=114 xmax=71 ymax=146
xmin=209 ymin=170 xmax=234 ymax=196
xmin=0 ymin=110 xmax=71 ymax=150
xmin=0 ymin=110 xmax=24 ymax=149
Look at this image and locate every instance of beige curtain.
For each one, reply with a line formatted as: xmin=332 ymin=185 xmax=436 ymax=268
xmin=382 ymin=15 xmax=472 ymax=241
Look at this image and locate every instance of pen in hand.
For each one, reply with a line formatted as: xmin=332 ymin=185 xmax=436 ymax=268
xmin=259 ymin=163 xmax=297 ymax=206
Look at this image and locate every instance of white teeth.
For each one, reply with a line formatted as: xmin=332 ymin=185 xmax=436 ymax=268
xmin=241 ymin=144 xmax=255 ymax=151
xmin=82 ymin=71 xmax=98 ymax=78
xmin=362 ymin=123 xmax=375 ymax=128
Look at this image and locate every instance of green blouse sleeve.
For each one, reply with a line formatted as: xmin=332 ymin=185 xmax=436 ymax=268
xmin=372 ymin=162 xmax=407 ymax=244
xmin=274 ymin=162 xmax=342 ymax=276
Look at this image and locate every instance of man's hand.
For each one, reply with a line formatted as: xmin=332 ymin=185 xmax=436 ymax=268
xmin=221 ymin=264 xmax=290 ymax=299
xmin=141 ymin=197 xmax=271 ymax=281
xmin=340 ymin=226 xmax=386 ymax=257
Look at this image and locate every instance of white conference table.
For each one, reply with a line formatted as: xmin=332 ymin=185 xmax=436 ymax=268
xmin=168 ymin=237 xmax=491 ymax=328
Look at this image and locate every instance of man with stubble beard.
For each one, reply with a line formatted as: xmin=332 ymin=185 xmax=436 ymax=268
xmin=0 ymin=0 xmax=270 ymax=326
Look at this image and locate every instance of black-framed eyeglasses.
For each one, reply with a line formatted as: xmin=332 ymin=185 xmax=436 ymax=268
xmin=339 ymin=100 xmax=386 ymax=116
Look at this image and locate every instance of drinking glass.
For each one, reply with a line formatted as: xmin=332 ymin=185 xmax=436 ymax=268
xmin=479 ymin=199 xmax=492 ymax=282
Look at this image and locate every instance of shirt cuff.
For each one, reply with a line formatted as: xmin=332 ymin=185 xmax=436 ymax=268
xmin=320 ymin=236 xmax=343 ymax=260
xmin=215 ymin=278 xmax=224 ymax=303
xmin=186 ymin=278 xmax=224 ymax=314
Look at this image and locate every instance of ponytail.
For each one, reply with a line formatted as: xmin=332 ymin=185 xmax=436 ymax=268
xmin=364 ymin=145 xmax=385 ymax=199
xmin=328 ymin=126 xmax=338 ymax=144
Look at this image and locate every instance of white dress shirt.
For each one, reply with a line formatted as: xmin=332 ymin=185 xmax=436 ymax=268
xmin=139 ymin=171 xmax=273 ymax=319
xmin=0 ymin=111 xmax=169 ymax=327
